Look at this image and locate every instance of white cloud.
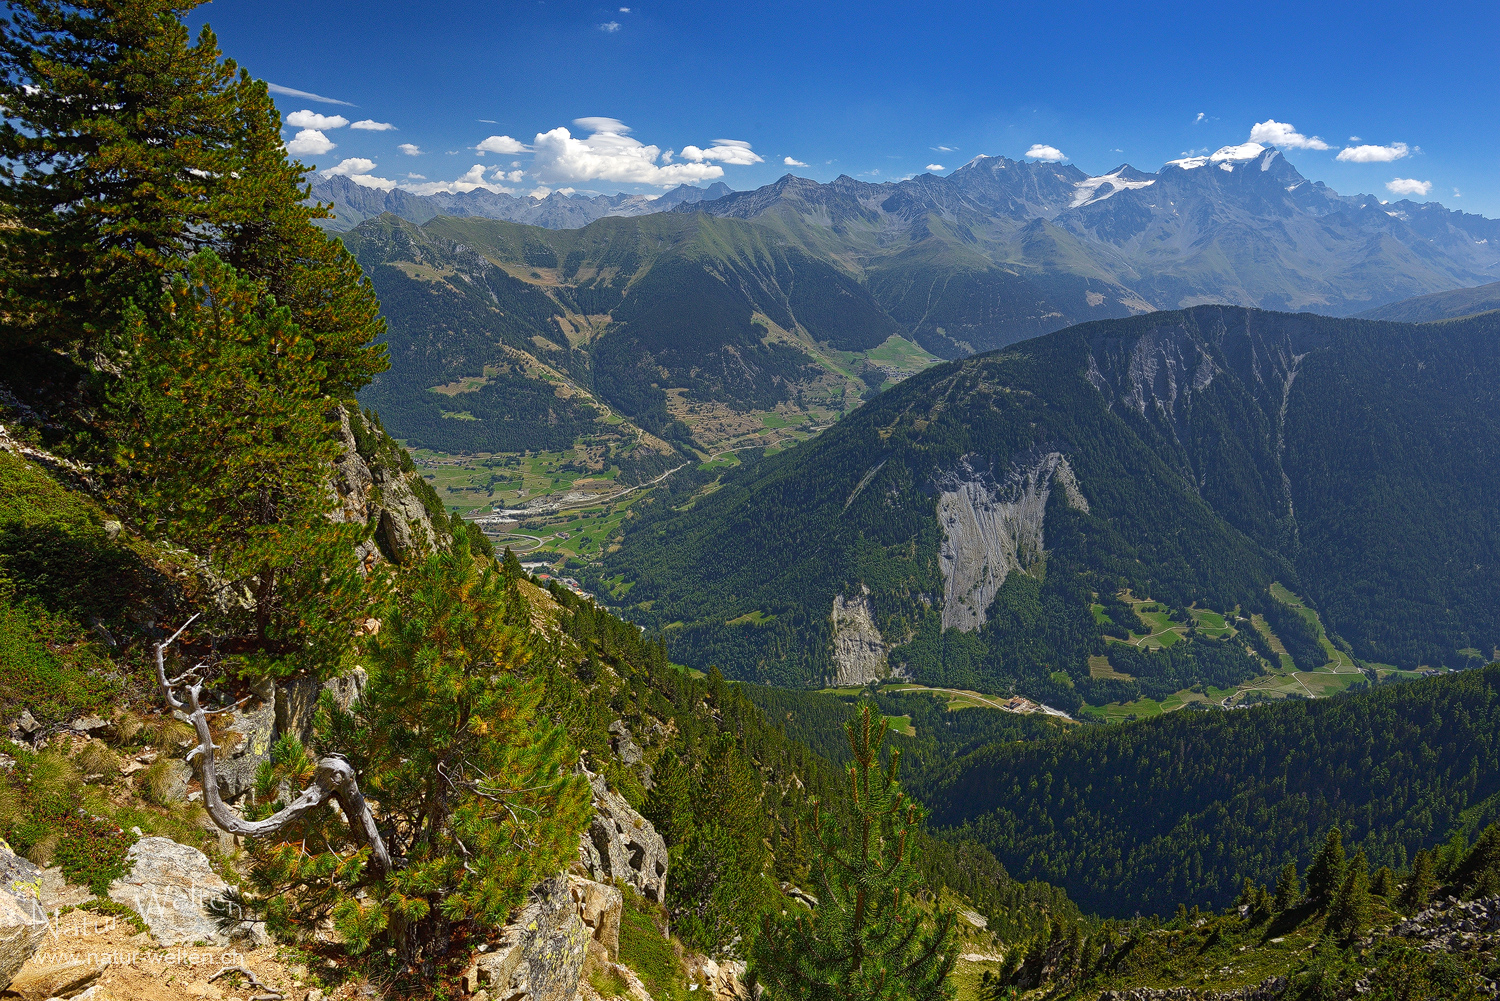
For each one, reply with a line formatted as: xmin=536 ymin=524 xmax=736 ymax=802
xmin=491 ymin=167 xmax=526 ymax=183
xmin=320 ymin=157 xmax=396 ymax=190
xmin=407 ymin=173 xmax=426 ymax=179
xmin=1025 ymin=144 xmax=1066 ymax=162
xmin=287 ymin=110 xmax=348 ymax=130
xmin=400 ymin=164 xmax=513 ymax=196
xmin=476 ymin=135 xmax=527 ymax=155
xmin=680 ymin=139 xmax=763 ymax=165
xmin=1386 ymin=177 xmax=1432 ymax=197
xmin=1336 ymin=142 xmax=1410 ymax=163
xmin=1453 ymin=188 xmax=1462 ymax=198
xmin=351 ymin=119 xmax=395 ymax=131
xmin=783 ymin=156 xmax=808 ymax=167
xmin=267 ymin=83 xmax=354 ymax=107
xmin=530 ymin=119 xmax=730 ymax=187
xmin=1196 ymin=112 xmax=1205 ymax=123
xmin=398 ymin=143 xmax=422 ymax=156
xmin=321 ymin=157 xmax=376 ymax=176
xmin=599 ymin=20 xmax=620 ymax=31
xmin=932 ymin=145 xmax=957 ymax=152
xmin=1247 ymin=119 xmax=1330 ymax=150
xmin=285 ymin=129 xmax=335 ymax=156
xmin=619 ymin=5 xmax=631 ymax=10
xmin=926 ymin=163 xmax=944 ymax=171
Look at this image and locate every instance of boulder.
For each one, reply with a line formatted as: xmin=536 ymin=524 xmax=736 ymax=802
xmin=107 ymin=838 xmax=262 ymax=947
xmin=0 ymin=844 xmax=40 ymax=899
xmin=0 ymin=882 xmax=47 ymax=992
xmin=578 ymin=772 xmax=668 ymax=903
xmin=685 ymin=957 xmax=751 ymax=1001
xmin=3 ymin=958 xmax=102 ymax=1001
xmin=567 ymin=876 xmax=622 ymax=960
xmin=466 ymin=876 xmax=589 ymax=1001
xmin=607 ymin=720 xmax=643 ymax=767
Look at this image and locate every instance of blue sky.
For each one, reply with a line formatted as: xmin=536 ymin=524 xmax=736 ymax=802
xmin=190 ymin=0 xmax=1500 ymax=216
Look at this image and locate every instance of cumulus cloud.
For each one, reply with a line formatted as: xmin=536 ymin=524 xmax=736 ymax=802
xmin=476 ymin=135 xmax=528 ymax=155
xmin=783 ymin=156 xmax=807 ymax=166
xmin=529 ymin=119 xmax=741 ymax=187
xmin=319 ymin=157 xmax=396 ymax=190
xmin=1386 ymin=177 xmax=1432 ymax=197
xmin=287 ymin=110 xmax=348 ymax=130
xmin=285 ymin=129 xmax=335 ymax=156
xmin=926 ymin=163 xmax=944 ymax=171
xmin=1247 ymin=119 xmax=1330 ymax=150
xmin=1025 ymin=144 xmax=1066 ymax=162
xmin=599 ymin=20 xmax=620 ymax=31
xmin=400 ymin=164 xmax=513 ymax=196
xmin=1196 ymin=112 xmax=1205 ymax=122
xmin=321 ymin=157 xmax=376 ymax=176
xmin=1336 ymin=141 xmax=1410 ymax=163
xmin=267 ymin=83 xmax=354 ymax=107
xmin=680 ymin=139 xmax=763 ymax=165
xmin=407 ymin=172 xmax=426 ymax=179
xmin=351 ymin=119 xmax=395 ymax=131
xmin=398 ymin=143 xmax=422 ymax=156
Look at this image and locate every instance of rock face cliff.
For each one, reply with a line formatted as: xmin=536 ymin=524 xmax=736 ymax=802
xmin=331 ymin=403 xmax=443 ymax=567
xmin=830 ymin=587 xmax=903 ymax=686
xmin=937 ymin=451 xmax=1089 ymax=632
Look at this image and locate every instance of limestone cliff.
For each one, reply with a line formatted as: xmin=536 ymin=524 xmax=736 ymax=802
xmin=937 ymin=451 xmax=1089 ymax=632
xmin=830 ymin=587 xmax=901 ymax=686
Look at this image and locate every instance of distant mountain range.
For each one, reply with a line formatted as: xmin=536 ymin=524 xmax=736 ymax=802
xmin=311 ymin=176 xmax=733 ymax=232
xmin=325 ymin=143 xmax=1500 ymax=358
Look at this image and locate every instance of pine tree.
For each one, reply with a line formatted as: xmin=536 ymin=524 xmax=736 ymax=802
xmin=242 ymin=551 xmax=592 ymax=971
xmin=1401 ymin=849 xmax=1437 ymax=913
xmin=1326 ymin=850 xmax=1372 ymax=943
xmin=105 ymin=251 xmax=369 ymax=674
xmin=1454 ymin=823 xmax=1500 ymax=899
xmin=0 ymin=0 xmax=385 ymax=390
xmin=1273 ymin=861 xmax=1301 ymax=912
xmin=750 ymin=703 xmax=955 ymax=1001
xmin=1370 ymin=866 xmax=1396 ymax=900
xmin=1305 ymin=828 xmax=1346 ymax=908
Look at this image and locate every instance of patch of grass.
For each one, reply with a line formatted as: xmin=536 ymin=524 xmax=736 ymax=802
xmin=1088 ymin=655 xmax=1133 ymax=681
xmin=883 ymin=715 xmax=916 ymax=737
xmin=725 ymin=610 xmax=774 ymax=626
xmin=0 ymin=599 xmax=123 ymax=724
xmin=588 ymin=964 xmax=631 ymax=998
xmin=618 ymin=891 xmax=688 ymax=1001
xmin=79 ymin=897 xmax=149 ymax=934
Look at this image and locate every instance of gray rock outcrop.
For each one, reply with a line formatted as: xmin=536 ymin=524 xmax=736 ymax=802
xmin=276 ymin=667 xmax=368 ymax=749
xmin=465 ymin=876 xmax=589 ymax=1001
xmin=578 ymin=771 xmax=668 ymax=903
xmin=1096 ymin=979 xmax=1287 ymax=1000
xmin=0 ymin=848 xmax=46 ymax=992
xmin=213 ymin=693 xmax=274 ymax=801
xmin=567 ymin=875 xmax=622 ymax=960
xmin=331 ymin=405 xmax=438 ymax=566
xmin=107 ymin=837 xmax=263 ymax=947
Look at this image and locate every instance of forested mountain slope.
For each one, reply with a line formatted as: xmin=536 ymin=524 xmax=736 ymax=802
xmin=924 ymin=666 xmax=1500 ymax=917
xmin=1357 ymin=279 xmax=1500 ymax=322
xmin=741 ymin=671 xmax=1500 ymax=919
xmin=602 ymin=306 xmax=1500 ymax=696
xmin=343 ymin=211 xmax=920 ymax=462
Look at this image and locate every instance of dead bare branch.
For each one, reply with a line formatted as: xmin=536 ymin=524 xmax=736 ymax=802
xmin=156 ymin=618 xmax=392 ymax=878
